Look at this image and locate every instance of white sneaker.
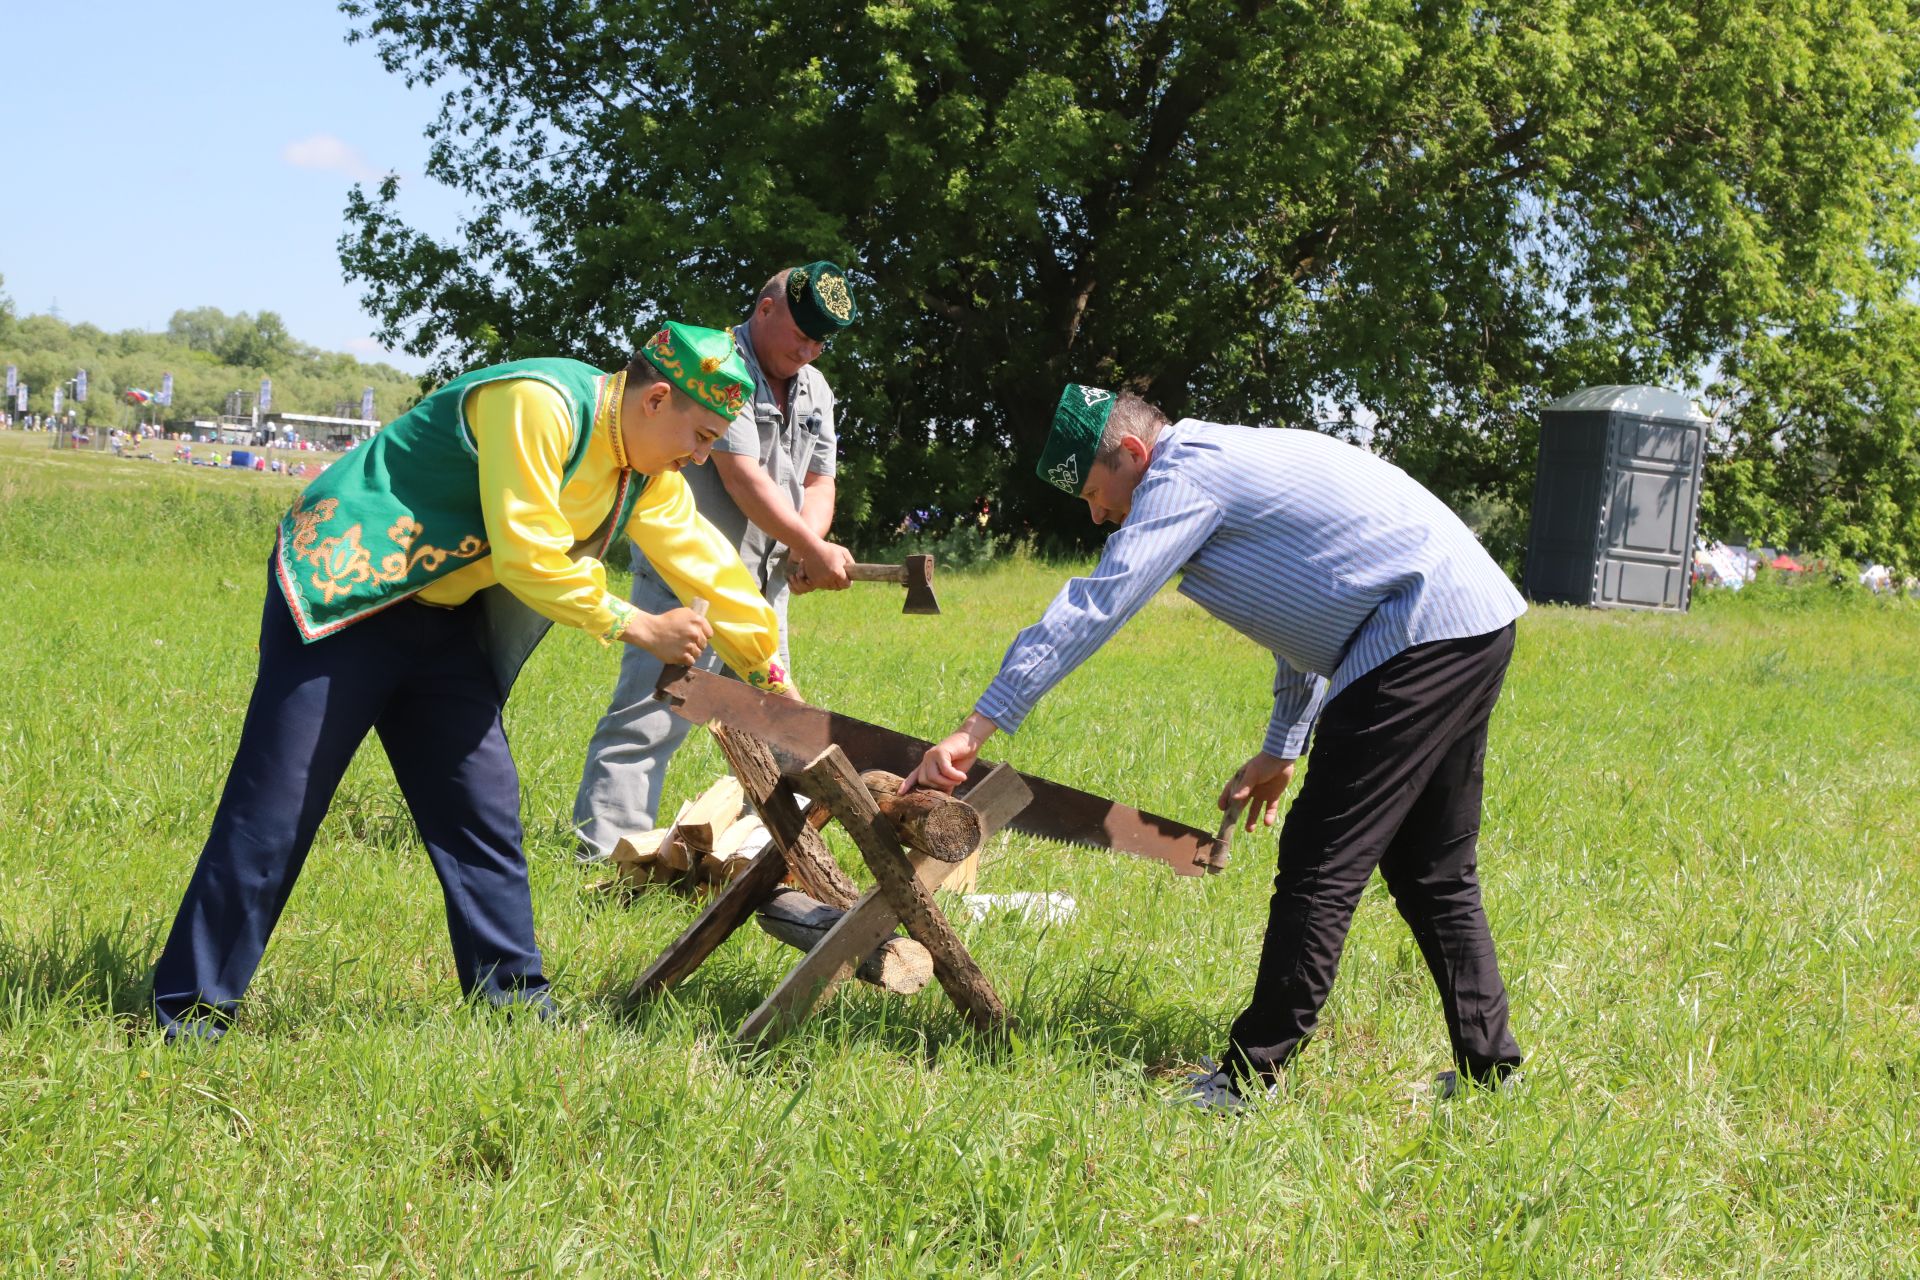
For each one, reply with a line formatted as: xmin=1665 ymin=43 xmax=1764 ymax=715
xmin=1172 ymin=1057 xmax=1271 ymax=1114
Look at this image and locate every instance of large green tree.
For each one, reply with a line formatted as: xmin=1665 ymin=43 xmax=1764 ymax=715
xmin=338 ymin=0 xmax=1920 ymax=565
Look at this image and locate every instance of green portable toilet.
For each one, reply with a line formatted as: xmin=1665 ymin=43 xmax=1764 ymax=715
xmin=1523 ymin=385 xmax=1706 ymax=612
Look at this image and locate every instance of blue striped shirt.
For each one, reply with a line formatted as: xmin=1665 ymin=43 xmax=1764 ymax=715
xmin=974 ymin=421 xmax=1527 ymax=757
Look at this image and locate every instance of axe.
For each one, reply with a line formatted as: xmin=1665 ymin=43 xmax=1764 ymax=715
xmin=817 ymin=553 xmax=941 ymax=615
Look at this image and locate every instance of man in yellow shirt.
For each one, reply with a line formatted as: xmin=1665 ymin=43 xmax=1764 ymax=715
xmin=152 ymin=324 xmax=779 ymax=1041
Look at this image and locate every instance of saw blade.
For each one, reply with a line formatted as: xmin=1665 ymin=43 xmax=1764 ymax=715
xmin=654 ymin=666 xmax=1216 ymax=877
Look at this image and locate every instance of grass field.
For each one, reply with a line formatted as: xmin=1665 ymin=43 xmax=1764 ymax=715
xmin=1 ymin=432 xmax=1917 ymax=1277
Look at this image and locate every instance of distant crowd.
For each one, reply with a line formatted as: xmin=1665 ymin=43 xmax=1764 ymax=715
xmin=1 ymin=412 xmax=331 ymax=479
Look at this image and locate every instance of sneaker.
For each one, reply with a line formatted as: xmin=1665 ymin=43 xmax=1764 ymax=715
xmin=1172 ymin=1057 xmax=1273 ymax=1114
xmin=1432 ymin=1068 xmax=1523 ymax=1100
xmin=161 ymin=1017 xmax=228 ymax=1045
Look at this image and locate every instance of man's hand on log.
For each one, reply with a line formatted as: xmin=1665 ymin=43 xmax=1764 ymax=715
xmin=901 ymin=711 xmax=999 ymax=793
xmin=1219 ymin=752 xmax=1297 ymax=833
xmin=621 ymin=606 xmax=713 ymax=666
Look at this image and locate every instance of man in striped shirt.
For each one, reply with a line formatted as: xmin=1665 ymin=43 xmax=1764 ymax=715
xmin=905 ymin=384 xmax=1528 ymax=1109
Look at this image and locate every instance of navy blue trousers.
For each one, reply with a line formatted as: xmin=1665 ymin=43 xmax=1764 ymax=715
xmin=151 ymin=568 xmax=549 ymax=1037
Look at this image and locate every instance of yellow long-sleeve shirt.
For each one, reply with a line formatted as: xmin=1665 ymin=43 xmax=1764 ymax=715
xmin=415 ymin=375 xmax=784 ymax=687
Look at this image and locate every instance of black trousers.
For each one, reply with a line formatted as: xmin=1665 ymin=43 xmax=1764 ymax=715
xmin=151 ymin=566 xmax=549 ymax=1038
xmin=1226 ymin=623 xmax=1522 ymax=1085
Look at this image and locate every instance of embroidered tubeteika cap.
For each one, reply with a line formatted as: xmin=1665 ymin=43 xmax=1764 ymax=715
xmin=1037 ymin=383 xmax=1116 ymax=494
xmin=638 ymin=322 xmax=753 ymax=419
xmin=785 ymin=261 xmax=859 ymax=340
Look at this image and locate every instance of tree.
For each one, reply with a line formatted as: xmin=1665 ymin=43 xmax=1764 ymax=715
xmin=0 ymin=274 xmax=14 ymax=347
xmin=166 ymin=306 xmax=236 ymax=355
xmin=1703 ymin=302 xmax=1920 ymax=569
xmin=215 ymin=310 xmax=296 ymax=371
xmin=339 ymin=0 xmax=1920 ymax=564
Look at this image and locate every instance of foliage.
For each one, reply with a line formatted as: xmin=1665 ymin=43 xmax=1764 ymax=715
xmin=0 ymin=306 xmax=423 ymax=426
xmin=1702 ymin=300 xmax=1920 ymax=571
xmin=4 ymin=437 xmax=1920 ymax=1273
xmin=166 ymin=306 xmax=299 ymax=371
xmin=338 ymin=0 xmax=1920 ymax=564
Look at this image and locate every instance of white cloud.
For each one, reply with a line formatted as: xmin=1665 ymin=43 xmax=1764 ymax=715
xmin=281 ymin=134 xmax=381 ymax=183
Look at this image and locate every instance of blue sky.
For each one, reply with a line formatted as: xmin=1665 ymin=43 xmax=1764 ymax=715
xmin=0 ymin=2 xmax=466 ymax=371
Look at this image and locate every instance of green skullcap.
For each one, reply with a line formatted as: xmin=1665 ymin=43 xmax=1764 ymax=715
xmin=638 ymin=321 xmax=753 ymax=420
xmin=785 ymin=261 xmax=859 ymax=340
xmin=1037 ymin=383 xmax=1116 ymax=494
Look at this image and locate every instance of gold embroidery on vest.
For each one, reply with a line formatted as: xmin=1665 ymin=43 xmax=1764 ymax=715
xmin=287 ymin=492 xmax=487 ymax=605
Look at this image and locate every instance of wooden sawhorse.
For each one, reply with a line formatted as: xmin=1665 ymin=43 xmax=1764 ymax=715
xmin=625 ymin=724 xmax=1032 ymax=1050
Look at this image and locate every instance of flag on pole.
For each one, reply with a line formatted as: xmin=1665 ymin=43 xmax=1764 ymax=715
xmin=125 ymin=388 xmax=154 ymax=405
xmin=159 ymin=372 xmax=172 ymax=406
xmin=5 ymin=366 xmax=15 ymax=398
xmin=361 ymin=386 xmax=375 ymax=422
xmin=16 ymin=384 xmax=28 ymax=413
xmin=76 ymin=368 xmax=88 ymax=403
xmin=53 ymin=387 xmax=64 ymax=415
xmin=259 ymin=377 xmax=272 ymax=412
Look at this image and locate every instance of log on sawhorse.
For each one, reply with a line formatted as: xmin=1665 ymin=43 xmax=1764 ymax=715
xmin=623 ymin=723 xmax=1032 ymax=1051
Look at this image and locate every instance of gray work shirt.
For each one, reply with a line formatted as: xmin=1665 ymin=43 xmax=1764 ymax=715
xmin=679 ymin=321 xmax=838 ymax=588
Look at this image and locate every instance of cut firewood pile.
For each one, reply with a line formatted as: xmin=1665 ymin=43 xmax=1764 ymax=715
xmin=605 ymin=775 xmax=762 ymax=894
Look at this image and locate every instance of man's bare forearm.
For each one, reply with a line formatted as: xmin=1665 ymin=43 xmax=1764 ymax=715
xmin=713 ymin=453 xmax=828 ymax=555
xmin=800 ymin=472 xmax=835 ymax=540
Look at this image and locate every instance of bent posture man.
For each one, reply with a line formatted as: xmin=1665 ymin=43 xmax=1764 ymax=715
xmin=152 ymin=324 xmax=788 ymax=1040
xmin=906 ymin=385 xmax=1527 ymax=1108
xmin=573 ymin=262 xmax=860 ymax=859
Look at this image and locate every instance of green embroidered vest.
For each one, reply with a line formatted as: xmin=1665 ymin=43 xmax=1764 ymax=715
xmin=274 ymin=357 xmax=643 ymax=642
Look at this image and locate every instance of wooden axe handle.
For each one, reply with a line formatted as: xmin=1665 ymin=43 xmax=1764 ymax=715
xmin=845 ymin=563 xmax=909 ymax=584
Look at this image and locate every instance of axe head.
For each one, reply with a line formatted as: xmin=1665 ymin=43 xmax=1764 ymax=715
xmin=902 ymin=553 xmax=940 ymax=615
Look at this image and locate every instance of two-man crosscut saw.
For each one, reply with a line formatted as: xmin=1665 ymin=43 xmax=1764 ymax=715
xmin=653 ymin=665 xmax=1225 ymax=877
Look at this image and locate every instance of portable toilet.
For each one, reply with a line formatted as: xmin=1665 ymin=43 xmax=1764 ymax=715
xmin=1523 ymin=385 xmax=1707 ymax=613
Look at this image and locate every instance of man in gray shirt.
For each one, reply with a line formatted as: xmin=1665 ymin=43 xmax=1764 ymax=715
xmin=572 ymin=263 xmax=860 ymax=860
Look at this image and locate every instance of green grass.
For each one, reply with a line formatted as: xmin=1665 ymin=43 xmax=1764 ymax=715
xmin=1 ymin=432 xmax=1916 ymax=1277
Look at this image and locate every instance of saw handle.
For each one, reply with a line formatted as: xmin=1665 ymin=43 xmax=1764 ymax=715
xmin=688 ymin=597 xmax=711 ymax=663
xmin=1208 ymin=796 xmax=1248 ymax=874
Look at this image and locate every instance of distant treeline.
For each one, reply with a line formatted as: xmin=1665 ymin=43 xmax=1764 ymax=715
xmin=0 ymin=284 xmax=424 ymax=425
